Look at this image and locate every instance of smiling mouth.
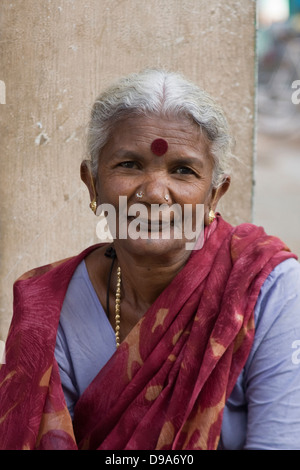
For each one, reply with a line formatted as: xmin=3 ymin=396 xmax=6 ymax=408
xmin=127 ymin=216 xmax=174 ymax=232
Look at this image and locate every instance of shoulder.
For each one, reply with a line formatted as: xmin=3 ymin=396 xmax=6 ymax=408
xmin=15 ymin=257 xmax=74 ymax=282
xmin=14 ymin=244 xmax=102 ymax=285
xmin=231 ymin=221 xmax=293 ymax=258
xmin=246 ymin=257 xmax=300 ymax=373
xmin=11 ymin=245 xmax=104 ymax=328
xmin=255 ymin=257 xmax=300 ymax=317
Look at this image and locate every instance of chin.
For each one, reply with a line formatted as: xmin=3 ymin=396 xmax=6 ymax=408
xmin=116 ymin=234 xmax=195 ymax=259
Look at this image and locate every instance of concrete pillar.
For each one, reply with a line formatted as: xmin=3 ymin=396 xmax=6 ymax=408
xmin=0 ymin=0 xmax=256 ymax=339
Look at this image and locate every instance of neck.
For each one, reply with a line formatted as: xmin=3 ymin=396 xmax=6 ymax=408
xmin=114 ymin=243 xmax=191 ymax=312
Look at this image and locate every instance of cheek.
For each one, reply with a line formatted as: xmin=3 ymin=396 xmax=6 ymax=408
xmin=175 ymin=180 xmax=212 ymax=206
xmin=97 ymin=174 xmax=137 ymax=206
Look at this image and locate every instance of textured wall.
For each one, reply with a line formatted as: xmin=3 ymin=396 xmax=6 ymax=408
xmin=0 ymin=0 xmax=256 ymax=340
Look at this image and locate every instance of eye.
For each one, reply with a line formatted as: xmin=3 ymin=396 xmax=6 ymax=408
xmin=118 ymin=161 xmax=138 ymax=169
xmin=174 ymin=166 xmax=197 ymax=176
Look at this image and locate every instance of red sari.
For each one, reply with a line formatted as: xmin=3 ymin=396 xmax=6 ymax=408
xmin=0 ymin=216 xmax=296 ymax=450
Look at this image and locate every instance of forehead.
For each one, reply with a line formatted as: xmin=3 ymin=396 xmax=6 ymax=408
xmin=104 ymin=114 xmax=210 ymax=155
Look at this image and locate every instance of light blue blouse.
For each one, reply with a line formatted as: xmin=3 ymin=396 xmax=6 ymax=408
xmin=55 ymin=257 xmax=300 ymax=450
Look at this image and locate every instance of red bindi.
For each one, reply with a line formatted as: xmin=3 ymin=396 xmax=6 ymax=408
xmin=150 ymin=138 xmax=168 ymax=156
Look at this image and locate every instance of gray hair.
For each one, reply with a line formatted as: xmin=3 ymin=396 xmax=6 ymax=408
xmin=87 ymin=69 xmax=233 ymax=188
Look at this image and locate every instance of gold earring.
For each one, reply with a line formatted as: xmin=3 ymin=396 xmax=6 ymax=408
xmin=89 ymin=200 xmax=97 ymax=214
xmin=208 ymin=209 xmax=215 ymax=224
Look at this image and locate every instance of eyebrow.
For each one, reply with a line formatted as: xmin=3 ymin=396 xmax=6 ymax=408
xmin=110 ymin=149 xmax=145 ymax=161
xmin=172 ymin=156 xmax=205 ymax=168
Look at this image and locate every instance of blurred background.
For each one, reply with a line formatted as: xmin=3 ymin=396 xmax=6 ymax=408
xmin=254 ymin=0 xmax=300 ymax=256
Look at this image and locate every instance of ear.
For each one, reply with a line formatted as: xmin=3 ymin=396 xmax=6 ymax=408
xmin=211 ymin=175 xmax=231 ymax=212
xmin=80 ymin=160 xmax=97 ymax=202
xmin=204 ymin=175 xmax=231 ymax=225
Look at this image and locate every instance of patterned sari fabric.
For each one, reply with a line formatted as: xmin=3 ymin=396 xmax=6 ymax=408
xmin=0 ymin=216 xmax=296 ymax=450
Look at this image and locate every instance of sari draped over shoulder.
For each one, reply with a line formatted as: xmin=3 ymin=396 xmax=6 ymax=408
xmin=0 ymin=216 xmax=296 ymax=450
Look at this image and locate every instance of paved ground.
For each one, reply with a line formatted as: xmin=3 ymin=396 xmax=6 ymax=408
xmin=253 ymin=119 xmax=300 ymax=257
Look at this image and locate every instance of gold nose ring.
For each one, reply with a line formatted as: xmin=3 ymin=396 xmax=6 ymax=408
xmin=136 ymin=191 xmax=144 ymax=199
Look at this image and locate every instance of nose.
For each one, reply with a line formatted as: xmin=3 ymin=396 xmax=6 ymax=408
xmin=138 ymin=173 xmax=170 ymax=205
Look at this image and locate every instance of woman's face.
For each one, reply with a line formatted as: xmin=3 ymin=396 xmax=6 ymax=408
xmin=92 ymin=114 xmax=227 ymax=257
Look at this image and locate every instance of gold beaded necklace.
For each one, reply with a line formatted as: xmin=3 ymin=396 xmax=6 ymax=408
xmin=115 ymin=266 xmax=121 ymax=347
xmin=105 ymin=247 xmax=122 ymax=348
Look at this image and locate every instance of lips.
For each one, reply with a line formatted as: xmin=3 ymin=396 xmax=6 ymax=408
xmin=127 ymin=216 xmax=173 ymax=232
xmin=140 ymin=219 xmax=172 ymax=231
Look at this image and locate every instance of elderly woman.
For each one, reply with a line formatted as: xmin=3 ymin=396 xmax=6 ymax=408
xmin=1 ymin=69 xmax=300 ymax=451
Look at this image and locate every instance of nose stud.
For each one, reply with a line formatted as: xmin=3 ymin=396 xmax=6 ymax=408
xmin=136 ymin=191 xmax=170 ymax=202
